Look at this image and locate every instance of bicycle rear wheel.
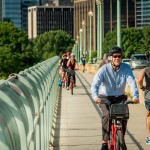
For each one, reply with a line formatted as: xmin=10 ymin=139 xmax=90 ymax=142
xmin=70 ymin=76 xmax=73 ymax=95
xmin=116 ymin=130 xmax=125 ymax=150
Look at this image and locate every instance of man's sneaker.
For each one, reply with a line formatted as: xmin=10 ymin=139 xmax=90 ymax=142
xmin=146 ymin=137 xmax=150 ymax=145
xmin=101 ymin=143 xmax=108 ymax=150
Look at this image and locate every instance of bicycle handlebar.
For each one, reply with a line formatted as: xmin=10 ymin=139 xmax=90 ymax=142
xmin=95 ymin=99 xmax=139 ymax=105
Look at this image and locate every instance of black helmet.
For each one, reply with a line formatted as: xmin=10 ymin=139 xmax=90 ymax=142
xmin=109 ymin=47 xmax=123 ymax=56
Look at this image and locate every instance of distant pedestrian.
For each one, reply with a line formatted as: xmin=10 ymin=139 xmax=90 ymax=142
xmin=81 ymin=54 xmax=86 ymax=72
xmin=139 ymin=67 xmax=150 ymax=145
xmin=98 ymin=53 xmax=108 ymax=68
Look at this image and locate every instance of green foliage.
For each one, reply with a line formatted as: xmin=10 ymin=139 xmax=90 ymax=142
xmin=0 ymin=22 xmax=36 ymax=78
xmin=103 ymin=29 xmax=117 ymax=54
xmin=33 ymin=30 xmax=75 ymax=61
xmin=86 ymin=50 xmax=97 ymax=63
xmin=103 ymin=27 xmax=146 ymax=58
xmin=122 ymin=28 xmax=143 ymax=58
xmin=140 ymin=27 xmax=150 ymax=53
xmin=0 ymin=22 xmax=74 ymax=79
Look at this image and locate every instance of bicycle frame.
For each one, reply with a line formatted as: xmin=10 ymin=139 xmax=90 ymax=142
xmin=109 ymin=118 xmax=126 ymax=150
xmin=99 ymin=100 xmax=137 ymax=150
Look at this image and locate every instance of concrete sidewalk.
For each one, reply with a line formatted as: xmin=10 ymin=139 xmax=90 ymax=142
xmin=50 ymin=71 xmax=149 ymax=150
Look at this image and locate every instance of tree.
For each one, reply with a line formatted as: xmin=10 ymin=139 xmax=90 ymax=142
xmin=103 ymin=28 xmax=143 ymax=58
xmin=103 ymin=29 xmax=117 ymax=54
xmin=0 ymin=22 xmax=35 ymax=78
xmin=122 ymin=28 xmax=143 ymax=58
xmin=32 ymin=30 xmax=75 ymax=61
xmin=140 ymin=27 xmax=150 ymax=54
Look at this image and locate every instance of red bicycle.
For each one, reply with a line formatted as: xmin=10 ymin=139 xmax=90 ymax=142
xmin=100 ymin=99 xmax=138 ymax=150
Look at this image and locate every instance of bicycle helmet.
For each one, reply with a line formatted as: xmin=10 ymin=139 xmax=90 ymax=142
xmin=62 ymin=53 xmax=67 ymax=57
xmin=109 ymin=47 xmax=123 ymax=56
xmin=70 ymin=53 xmax=75 ymax=57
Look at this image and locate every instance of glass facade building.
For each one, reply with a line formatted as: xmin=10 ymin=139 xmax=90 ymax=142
xmin=136 ymin=0 xmax=150 ymax=28
xmin=74 ymin=0 xmax=136 ymax=52
xmin=59 ymin=0 xmax=73 ymax=6
xmin=0 ymin=0 xmax=47 ymax=31
xmin=1 ymin=0 xmax=22 ymax=28
xmin=104 ymin=0 xmax=136 ymax=34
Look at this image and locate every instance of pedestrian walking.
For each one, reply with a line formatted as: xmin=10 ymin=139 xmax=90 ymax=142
xmin=81 ymin=54 xmax=86 ymax=72
xmin=98 ymin=53 xmax=108 ymax=68
xmin=139 ymin=67 xmax=150 ymax=144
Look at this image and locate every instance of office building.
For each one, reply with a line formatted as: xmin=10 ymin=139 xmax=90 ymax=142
xmin=1 ymin=0 xmax=22 ymax=28
xmin=136 ymin=0 xmax=150 ymax=28
xmin=104 ymin=0 xmax=136 ymax=33
xmin=28 ymin=6 xmax=74 ymax=39
xmin=74 ymin=0 xmax=96 ymax=51
xmin=74 ymin=0 xmax=136 ymax=51
xmin=0 ymin=0 xmax=73 ymax=32
xmin=0 ymin=0 xmax=43 ymax=31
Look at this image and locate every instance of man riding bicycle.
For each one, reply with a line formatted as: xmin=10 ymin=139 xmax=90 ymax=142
xmin=91 ymin=47 xmax=139 ymax=150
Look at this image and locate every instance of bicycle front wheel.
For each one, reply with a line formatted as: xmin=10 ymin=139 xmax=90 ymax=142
xmin=116 ymin=130 xmax=125 ymax=150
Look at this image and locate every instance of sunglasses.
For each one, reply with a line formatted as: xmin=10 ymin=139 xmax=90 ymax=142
xmin=113 ymin=55 xmax=122 ymax=58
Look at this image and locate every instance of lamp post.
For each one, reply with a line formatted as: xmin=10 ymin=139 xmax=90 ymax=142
xmin=96 ymin=0 xmax=100 ymax=62
xmin=96 ymin=0 xmax=103 ymax=62
xmin=117 ymin=0 xmax=121 ymax=47
xmin=76 ymin=35 xmax=79 ymax=63
xmin=79 ymin=28 xmax=83 ymax=64
xmin=75 ymin=41 xmax=78 ymax=62
xmin=88 ymin=10 xmax=93 ymax=64
xmin=82 ymin=20 xmax=86 ymax=56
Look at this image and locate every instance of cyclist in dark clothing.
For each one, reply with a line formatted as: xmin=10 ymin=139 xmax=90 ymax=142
xmin=59 ymin=53 xmax=68 ymax=82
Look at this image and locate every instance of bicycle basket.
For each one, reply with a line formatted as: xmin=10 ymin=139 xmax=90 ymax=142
xmin=109 ymin=103 xmax=129 ymax=119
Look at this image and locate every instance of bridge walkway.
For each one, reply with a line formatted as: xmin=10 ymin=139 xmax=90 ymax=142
xmin=50 ymin=70 xmax=149 ymax=150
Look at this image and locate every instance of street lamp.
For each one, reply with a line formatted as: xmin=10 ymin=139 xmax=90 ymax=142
xmin=96 ymin=0 xmax=100 ymax=62
xmin=96 ymin=0 xmax=103 ymax=62
xmin=76 ymin=35 xmax=79 ymax=62
xmin=88 ymin=10 xmax=93 ymax=64
xmin=79 ymin=28 xmax=83 ymax=64
xmin=82 ymin=20 xmax=86 ymax=56
xmin=117 ymin=0 xmax=121 ymax=47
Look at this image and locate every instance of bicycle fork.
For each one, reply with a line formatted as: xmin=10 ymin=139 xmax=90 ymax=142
xmin=108 ymin=120 xmax=125 ymax=150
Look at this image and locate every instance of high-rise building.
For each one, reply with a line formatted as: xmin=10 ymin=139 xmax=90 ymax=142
xmin=74 ymin=0 xmax=96 ymax=51
xmin=28 ymin=6 xmax=74 ymax=39
xmin=59 ymin=0 xmax=73 ymax=6
xmin=1 ymin=0 xmax=22 ymax=28
xmin=74 ymin=0 xmax=136 ymax=52
xmin=103 ymin=0 xmax=136 ymax=33
xmin=0 ymin=0 xmax=43 ymax=31
xmin=0 ymin=0 xmax=73 ymax=31
xmin=136 ymin=0 xmax=150 ymax=28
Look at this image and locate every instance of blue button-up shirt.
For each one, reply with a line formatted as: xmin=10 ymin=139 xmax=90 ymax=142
xmin=91 ymin=63 xmax=139 ymax=100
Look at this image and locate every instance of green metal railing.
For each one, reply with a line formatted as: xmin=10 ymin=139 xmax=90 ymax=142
xmin=0 ymin=56 xmax=60 ymax=150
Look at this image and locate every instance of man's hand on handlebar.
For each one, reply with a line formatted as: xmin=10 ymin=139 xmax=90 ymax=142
xmin=95 ymin=97 xmax=102 ymax=103
xmin=132 ymin=98 xmax=139 ymax=103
